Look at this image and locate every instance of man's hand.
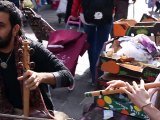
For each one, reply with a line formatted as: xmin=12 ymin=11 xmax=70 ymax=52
xmin=121 ymin=80 xmax=151 ymax=109
xmin=18 ymin=70 xmax=44 ymax=90
xmin=18 ymin=70 xmax=55 ymax=90
xmin=106 ymin=80 xmax=127 ymax=90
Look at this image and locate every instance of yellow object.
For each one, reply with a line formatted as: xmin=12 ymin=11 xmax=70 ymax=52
xmin=104 ymin=96 xmax=112 ymax=104
xmin=24 ymin=0 xmax=34 ymax=8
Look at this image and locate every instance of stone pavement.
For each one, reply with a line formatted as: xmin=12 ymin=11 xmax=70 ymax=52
xmin=23 ymin=0 xmax=157 ymax=119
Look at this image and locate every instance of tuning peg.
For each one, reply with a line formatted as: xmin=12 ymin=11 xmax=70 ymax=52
xmin=30 ymin=62 xmax=35 ymax=69
xmin=17 ymin=62 xmax=23 ymax=69
xmin=18 ymin=48 xmax=23 ymax=54
xmin=29 ymin=48 xmax=34 ymax=56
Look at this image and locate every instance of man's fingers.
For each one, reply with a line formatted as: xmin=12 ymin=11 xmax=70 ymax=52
xmin=25 ymin=73 xmax=37 ymax=85
xmin=107 ymin=80 xmax=126 ymax=87
xmin=120 ymin=87 xmax=132 ymax=97
xmin=23 ymin=70 xmax=33 ymax=78
xmin=106 ymin=80 xmax=117 ymax=85
xmin=140 ymin=79 xmax=145 ymax=89
xmin=132 ymin=81 xmax=138 ymax=90
xmin=126 ymin=82 xmax=136 ymax=94
xmin=18 ymin=70 xmax=33 ymax=81
xmin=25 ymin=78 xmax=39 ymax=90
xmin=105 ymin=84 xmax=113 ymax=91
xmin=17 ymin=76 xmax=23 ymax=81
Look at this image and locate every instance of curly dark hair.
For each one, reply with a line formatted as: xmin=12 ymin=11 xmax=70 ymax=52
xmin=0 ymin=1 xmax=23 ymax=36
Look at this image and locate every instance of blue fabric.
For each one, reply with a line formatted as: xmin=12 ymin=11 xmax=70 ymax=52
xmin=84 ymin=21 xmax=113 ymax=83
xmin=148 ymin=0 xmax=155 ymax=8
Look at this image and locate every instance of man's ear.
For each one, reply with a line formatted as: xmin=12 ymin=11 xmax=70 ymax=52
xmin=12 ymin=24 xmax=20 ymax=36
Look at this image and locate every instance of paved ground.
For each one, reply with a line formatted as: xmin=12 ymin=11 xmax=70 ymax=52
xmin=23 ymin=0 xmax=159 ymax=119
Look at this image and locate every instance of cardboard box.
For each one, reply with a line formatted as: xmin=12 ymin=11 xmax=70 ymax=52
xmin=113 ymin=17 xmax=160 ymax=45
xmin=113 ymin=19 xmax=137 ymax=37
xmin=140 ymin=13 xmax=158 ymax=22
xmin=97 ymin=73 xmax=140 ymax=89
xmin=98 ymin=55 xmax=160 ymax=82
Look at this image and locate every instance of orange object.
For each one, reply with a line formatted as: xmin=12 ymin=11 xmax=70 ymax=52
xmin=97 ymin=99 xmax=105 ymax=107
xmin=121 ymin=109 xmax=129 ymax=115
xmin=101 ymin=60 xmax=120 ymax=74
xmin=113 ymin=19 xmax=137 ymax=37
xmin=119 ymin=63 xmax=142 ymax=72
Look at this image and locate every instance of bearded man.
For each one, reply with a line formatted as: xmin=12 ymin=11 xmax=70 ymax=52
xmin=0 ymin=1 xmax=73 ymax=119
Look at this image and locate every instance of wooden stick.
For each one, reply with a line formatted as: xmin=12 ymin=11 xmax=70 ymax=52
xmin=23 ymin=86 xmax=30 ymax=116
xmin=22 ymin=40 xmax=30 ymax=117
xmin=84 ymin=82 xmax=160 ymax=97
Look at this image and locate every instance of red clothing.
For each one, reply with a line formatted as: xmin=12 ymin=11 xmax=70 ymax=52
xmin=71 ymin=0 xmax=83 ymax=17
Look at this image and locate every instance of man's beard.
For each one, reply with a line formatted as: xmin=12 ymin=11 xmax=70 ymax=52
xmin=0 ymin=29 xmax=13 ymax=49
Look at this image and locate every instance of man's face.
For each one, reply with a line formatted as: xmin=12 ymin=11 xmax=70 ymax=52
xmin=0 ymin=12 xmax=13 ymax=49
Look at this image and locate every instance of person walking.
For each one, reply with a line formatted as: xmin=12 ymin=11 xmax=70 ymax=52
xmin=155 ymin=0 xmax=160 ymax=13
xmin=114 ymin=0 xmax=136 ymax=21
xmin=71 ymin=0 xmax=114 ymax=85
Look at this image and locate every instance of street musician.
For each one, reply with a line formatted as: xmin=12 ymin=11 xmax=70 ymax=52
xmin=0 ymin=1 xmax=74 ymax=119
